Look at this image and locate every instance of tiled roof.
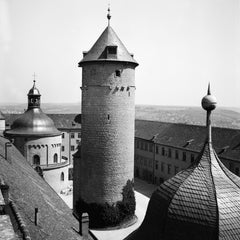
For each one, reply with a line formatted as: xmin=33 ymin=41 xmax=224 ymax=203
xmin=135 ymin=119 xmax=240 ymax=160
xmin=79 ymin=26 xmax=138 ymax=66
xmin=128 ymin=139 xmax=240 ymax=239
xmin=0 ymin=137 xmax=90 ymax=240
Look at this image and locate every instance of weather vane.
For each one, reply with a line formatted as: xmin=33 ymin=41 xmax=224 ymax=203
xmin=107 ymin=3 xmax=111 ymax=26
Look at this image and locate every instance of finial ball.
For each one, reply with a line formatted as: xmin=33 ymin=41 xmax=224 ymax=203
xmin=201 ymin=94 xmax=217 ymax=111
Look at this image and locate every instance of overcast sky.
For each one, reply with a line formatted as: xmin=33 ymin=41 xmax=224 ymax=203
xmin=0 ymin=0 xmax=239 ymax=107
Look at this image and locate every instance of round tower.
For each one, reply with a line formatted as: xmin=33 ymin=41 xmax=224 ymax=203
xmin=73 ymin=9 xmax=138 ymax=228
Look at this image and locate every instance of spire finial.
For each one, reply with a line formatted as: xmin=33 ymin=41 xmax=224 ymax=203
xmin=207 ymin=82 xmax=211 ymax=95
xmin=107 ymin=4 xmax=111 ymax=26
xmin=201 ymin=84 xmax=217 ymax=143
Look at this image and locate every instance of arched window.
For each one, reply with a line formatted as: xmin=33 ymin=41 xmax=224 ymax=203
xmin=61 ymin=172 xmax=64 ymax=181
xmin=33 ymin=155 xmax=40 ymax=165
xmin=53 ymin=153 xmax=58 ymax=163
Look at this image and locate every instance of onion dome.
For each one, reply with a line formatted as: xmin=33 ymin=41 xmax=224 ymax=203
xmin=5 ymin=81 xmax=60 ymax=137
xmin=79 ymin=8 xmax=138 ymax=67
xmin=127 ymin=85 xmax=240 ymax=240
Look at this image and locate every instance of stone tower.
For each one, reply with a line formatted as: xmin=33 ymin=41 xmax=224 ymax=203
xmin=73 ymin=9 xmax=138 ymax=228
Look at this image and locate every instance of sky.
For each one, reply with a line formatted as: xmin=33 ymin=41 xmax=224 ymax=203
xmin=0 ymin=0 xmax=239 ymax=107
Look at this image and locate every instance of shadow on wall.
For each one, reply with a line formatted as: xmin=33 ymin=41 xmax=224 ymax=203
xmin=75 ymin=179 xmax=136 ymax=229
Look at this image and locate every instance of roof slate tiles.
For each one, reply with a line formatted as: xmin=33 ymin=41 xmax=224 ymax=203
xmin=0 ymin=137 xmax=90 ymax=240
xmin=127 ymin=138 xmax=240 ymax=239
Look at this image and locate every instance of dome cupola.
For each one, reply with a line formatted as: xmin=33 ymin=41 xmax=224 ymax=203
xmin=127 ymin=84 xmax=240 ymax=240
xmin=5 ymin=80 xmax=60 ymax=137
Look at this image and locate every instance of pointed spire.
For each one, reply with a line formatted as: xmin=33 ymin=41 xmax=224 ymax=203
xmin=201 ymin=83 xmax=217 ymax=143
xmin=107 ymin=5 xmax=111 ymax=26
xmin=207 ymin=82 xmax=211 ymax=95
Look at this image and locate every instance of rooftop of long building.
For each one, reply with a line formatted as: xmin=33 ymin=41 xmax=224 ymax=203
xmin=0 ymin=136 xmax=93 ymax=239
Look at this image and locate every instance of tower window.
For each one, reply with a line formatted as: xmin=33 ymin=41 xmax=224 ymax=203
xmin=107 ymin=46 xmax=117 ymax=55
xmin=106 ymin=46 xmax=117 ymax=59
xmin=115 ymin=70 xmax=121 ymax=77
xmin=107 ymin=114 xmax=110 ymax=121
xmin=71 ymin=133 xmax=74 ymax=138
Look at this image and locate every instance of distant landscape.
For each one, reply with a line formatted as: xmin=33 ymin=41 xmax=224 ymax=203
xmin=1 ymin=103 xmax=240 ymax=129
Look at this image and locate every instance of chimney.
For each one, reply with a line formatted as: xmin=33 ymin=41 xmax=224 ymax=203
xmin=0 ymin=180 xmax=9 ymax=204
xmin=80 ymin=212 xmax=89 ymax=239
xmin=5 ymin=142 xmax=12 ymax=163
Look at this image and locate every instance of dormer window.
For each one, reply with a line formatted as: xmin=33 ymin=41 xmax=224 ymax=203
xmin=106 ymin=45 xmax=117 ymax=59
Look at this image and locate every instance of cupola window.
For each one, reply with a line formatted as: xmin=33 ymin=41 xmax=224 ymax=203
xmin=33 ymin=155 xmax=40 ymax=165
xmin=53 ymin=153 xmax=58 ymax=163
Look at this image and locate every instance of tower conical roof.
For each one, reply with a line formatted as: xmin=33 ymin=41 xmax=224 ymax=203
xmin=127 ymin=87 xmax=240 ymax=240
xmin=79 ymin=26 xmax=138 ymax=66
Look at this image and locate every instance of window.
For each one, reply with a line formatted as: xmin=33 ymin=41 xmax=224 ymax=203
xmin=33 ymin=155 xmax=40 ymax=165
xmin=136 ymin=140 xmax=140 ymax=149
xmin=162 ymin=147 xmax=165 ymax=156
xmin=61 ymin=172 xmax=64 ymax=181
xmin=191 ymin=154 xmax=195 ymax=163
xmin=61 ymin=146 xmax=65 ymax=151
xmin=161 ymin=162 xmax=165 ymax=172
xmin=144 ymin=142 xmax=148 ymax=151
xmin=71 ymin=145 xmax=75 ymax=151
xmin=71 ymin=133 xmax=74 ymax=139
xmin=62 ymin=133 xmax=65 ymax=139
xmin=115 ymin=70 xmax=121 ymax=77
xmin=144 ymin=159 xmax=147 ymax=166
xmin=76 ymin=140 xmax=80 ymax=144
xmin=149 ymin=144 xmax=153 ymax=152
xmin=78 ymin=133 xmax=81 ymax=138
xmin=182 ymin=152 xmax=186 ymax=161
xmin=156 ymin=146 xmax=159 ymax=154
xmin=149 ymin=159 xmax=152 ymax=167
xmin=107 ymin=46 xmax=117 ymax=55
xmin=175 ymin=150 xmax=179 ymax=159
xmin=155 ymin=163 xmax=158 ymax=170
xmin=168 ymin=148 xmax=172 ymax=158
xmin=174 ymin=166 xmax=179 ymax=175
xmin=53 ymin=153 xmax=58 ymax=163
xmin=140 ymin=141 xmax=144 ymax=150
xmin=167 ymin=164 xmax=171 ymax=174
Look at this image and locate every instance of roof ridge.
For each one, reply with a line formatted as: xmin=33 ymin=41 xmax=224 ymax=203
xmin=208 ymin=142 xmax=219 ymax=239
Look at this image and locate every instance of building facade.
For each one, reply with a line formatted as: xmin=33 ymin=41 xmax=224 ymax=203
xmin=134 ymin=120 xmax=240 ymax=185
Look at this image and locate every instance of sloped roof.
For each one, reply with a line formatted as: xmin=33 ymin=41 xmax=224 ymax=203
xmin=79 ymin=26 xmax=138 ymax=66
xmin=135 ymin=119 xmax=240 ymax=160
xmin=0 ymin=137 xmax=91 ymax=240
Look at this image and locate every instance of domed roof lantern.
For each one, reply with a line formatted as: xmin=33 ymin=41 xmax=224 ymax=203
xmin=127 ymin=84 xmax=240 ymax=240
xmin=28 ymin=77 xmax=41 ymax=109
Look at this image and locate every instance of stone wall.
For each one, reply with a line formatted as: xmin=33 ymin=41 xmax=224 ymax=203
xmin=76 ymin=62 xmax=136 ymax=205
